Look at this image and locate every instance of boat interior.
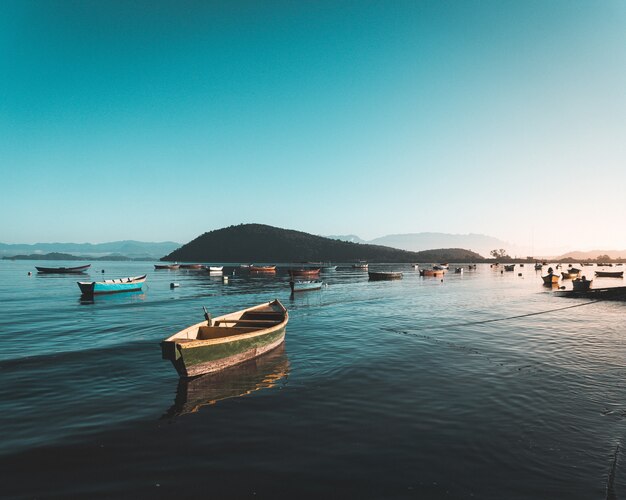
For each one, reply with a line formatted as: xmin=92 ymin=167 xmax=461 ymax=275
xmin=174 ymin=307 xmax=286 ymax=342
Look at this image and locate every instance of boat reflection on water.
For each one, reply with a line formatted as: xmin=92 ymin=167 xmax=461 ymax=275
xmin=163 ymin=344 xmax=289 ymax=418
xmin=78 ymin=290 xmax=146 ymax=305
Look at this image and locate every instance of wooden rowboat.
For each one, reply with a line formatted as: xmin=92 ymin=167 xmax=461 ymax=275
xmin=556 ymin=285 xmax=626 ymax=300
xmin=572 ymin=278 xmax=592 ymax=291
xmin=250 ymin=265 xmax=276 ymax=273
xmin=595 ymin=271 xmax=624 ymax=278
xmin=289 ymin=280 xmax=323 ymax=292
xmin=542 ymin=274 xmax=559 ymax=284
xmin=561 ymin=272 xmax=579 ymax=279
xmin=504 ymin=264 xmax=515 ymax=272
xmin=77 ymin=274 xmax=147 ymax=296
xmin=35 ymin=264 xmax=91 ymax=274
xmin=288 ymin=268 xmax=320 ymax=277
xmin=180 ymin=264 xmax=204 ymax=269
xmin=420 ymin=269 xmax=445 ymax=277
xmin=368 ymin=271 xmax=403 ymax=281
xmin=161 ymin=299 xmax=288 ymax=378
xmin=155 ymin=264 xmax=180 ymax=270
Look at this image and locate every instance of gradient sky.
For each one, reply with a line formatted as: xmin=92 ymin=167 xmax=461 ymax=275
xmin=1 ymin=1 xmax=625 ymax=253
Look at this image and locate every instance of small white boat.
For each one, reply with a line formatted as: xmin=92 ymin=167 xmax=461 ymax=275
xmin=289 ymin=280 xmax=323 ymax=293
xmin=208 ymin=266 xmax=224 ymax=274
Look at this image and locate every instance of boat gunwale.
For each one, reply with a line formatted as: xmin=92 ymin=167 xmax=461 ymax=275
xmin=164 ymin=300 xmax=288 ymax=349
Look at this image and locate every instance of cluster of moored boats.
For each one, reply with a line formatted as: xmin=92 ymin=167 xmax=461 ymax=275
xmin=33 ymin=260 xmax=626 ymax=380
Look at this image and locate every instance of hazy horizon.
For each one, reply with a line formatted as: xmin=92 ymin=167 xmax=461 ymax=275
xmin=2 ymin=2 xmax=625 ymax=253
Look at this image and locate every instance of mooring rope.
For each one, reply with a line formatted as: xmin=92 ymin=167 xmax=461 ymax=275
xmin=382 ymin=299 xmax=600 ymax=334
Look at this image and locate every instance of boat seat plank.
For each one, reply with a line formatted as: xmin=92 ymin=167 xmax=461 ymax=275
xmin=216 ymin=319 xmax=280 ymax=324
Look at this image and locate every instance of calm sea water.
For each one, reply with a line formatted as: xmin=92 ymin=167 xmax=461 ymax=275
xmin=1 ymin=260 xmax=625 ymax=499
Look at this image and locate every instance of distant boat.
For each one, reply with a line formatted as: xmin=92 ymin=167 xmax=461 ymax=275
xmin=411 ymin=264 xmax=419 ymax=269
xmin=208 ymin=266 xmax=224 ymax=274
xmin=239 ymin=264 xmax=252 ymax=269
xmin=155 ymin=264 xmax=180 ymax=270
xmin=597 ymin=263 xmax=613 ymax=267
xmin=321 ymin=265 xmax=337 ymax=272
xmin=454 ymin=267 xmax=464 ymax=274
xmin=561 ymin=271 xmax=579 ymax=279
xmin=352 ymin=261 xmax=368 ymax=269
xmin=161 ymin=299 xmax=288 ymax=378
xmin=368 ymin=271 xmax=403 ymax=281
xmin=35 ymin=264 xmax=91 ymax=274
xmin=250 ymin=265 xmax=276 ymax=273
xmin=433 ymin=264 xmax=449 ymax=270
xmin=504 ymin=264 xmax=515 ymax=272
xmin=542 ymin=273 xmax=559 ymax=285
xmin=572 ymin=277 xmax=592 ymax=291
xmin=180 ymin=264 xmax=204 ymax=269
xmin=288 ymin=268 xmax=320 ymax=277
xmin=595 ymin=271 xmax=624 ymax=278
xmin=289 ymin=280 xmax=323 ymax=293
xmin=581 ymin=263 xmax=593 ymax=267
xmin=467 ymin=264 xmax=477 ymax=270
xmin=420 ymin=269 xmax=445 ymax=277
xmin=77 ymin=274 xmax=147 ymax=296
xmin=534 ymin=263 xmax=543 ymax=270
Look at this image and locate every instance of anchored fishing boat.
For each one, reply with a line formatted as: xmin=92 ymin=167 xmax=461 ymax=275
xmin=77 ymin=274 xmax=147 ymax=296
xmin=542 ymin=273 xmax=559 ymax=285
xmin=249 ymin=265 xmax=276 ymax=273
xmin=420 ymin=269 xmax=445 ymax=277
xmin=572 ymin=277 xmax=592 ymax=291
xmin=288 ymin=268 xmax=321 ymax=277
xmin=595 ymin=271 xmax=624 ymax=278
xmin=368 ymin=271 xmax=403 ymax=281
xmin=289 ymin=280 xmax=323 ymax=293
xmin=352 ymin=261 xmax=369 ymax=270
xmin=504 ymin=264 xmax=515 ymax=272
xmin=155 ymin=264 xmax=180 ymax=270
xmin=161 ymin=299 xmax=289 ymax=378
xmin=556 ymin=285 xmax=626 ymax=300
xmin=35 ymin=264 xmax=91 ymax=274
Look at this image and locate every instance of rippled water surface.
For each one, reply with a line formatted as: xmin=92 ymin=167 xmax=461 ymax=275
xmin=1 ymin=261 xmax=625 ymax=498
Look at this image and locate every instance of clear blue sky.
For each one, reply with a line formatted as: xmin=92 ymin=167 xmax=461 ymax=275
xmin=2 ymin=1 xmax=625 ymax=253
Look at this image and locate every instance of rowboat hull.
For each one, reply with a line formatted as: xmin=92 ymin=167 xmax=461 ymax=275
xmin=561 ymin=272 xmax=579 ymax=279
xmin=420 ymin=269 xmax=445 ymax=277
xmin=161 ymin=300 xmax=288 ymax=378
xmin=595 ymin=271 xmax=624 ymax=278
xmin=180 ymin=264 xmax=204 ymax=269
xmin=289 ymin=280 xmax=323 ymax=292
xmin=77 ymin=275 xmax=147 ymax=296
xmin=288 ymin=268 xmax=320 ymax=277
xmin=155 ymin=264 xmax=180 ymax=270
xmin=504 ymin=265 xmax=515 ymax=271
xmin=556 ymin=285 xmax=626 ymax=300
xmin=36 ymin=264 xmax=91 ymax=274
xmin=250 ymin=266 xmax=276 ymax=273
xmin=368 ymin=272 xmax=403 ymax=281
xmin=542 ymin=274 xmax=559 ymax=284
xmin=321 ymin=266 xmax=337 ymax=272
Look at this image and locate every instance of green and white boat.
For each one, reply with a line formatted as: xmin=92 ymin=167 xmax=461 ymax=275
xmin=161 ymin=299 xmax=289 ymax=378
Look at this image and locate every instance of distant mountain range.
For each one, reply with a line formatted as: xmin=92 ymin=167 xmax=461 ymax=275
xmin=556 ymin=250 xmax=626 ymax=261
xmin=328 ymin=232 xmax=514 ymax=258
xmin=164 ymin=224 xmax=484 ymax=263
xmin=0 ymin=240 xmax=181 ymax=259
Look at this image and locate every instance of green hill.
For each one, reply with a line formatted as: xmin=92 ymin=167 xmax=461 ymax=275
xmin=162 ymin=224 xmax=483 ymax=263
